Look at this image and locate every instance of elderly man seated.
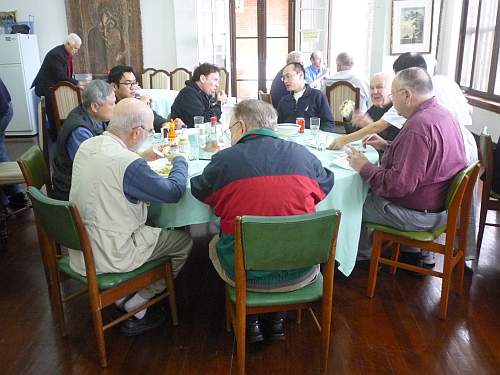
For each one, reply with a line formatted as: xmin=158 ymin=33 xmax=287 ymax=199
xmin=346 ymin=68 xmax=467 ymax=262
xmin=69 ymin=98 xmax=193 ymax=336
xmin=353 ymin=72 xmax=399 ymax=142
xmin=277 ymin=62 xmax=335 ymax=132
xmin=108 ymin=65 xmax=169 ymax=132
xmin=169 ymin=63 xmax=226 ymax=127
xmin=191 ymin=99 xmax=334 ymax=343
xmin=304 ymin=51 xmax=329 ymax=89
xmin=52 ymin=80 xmax=115 ymax=200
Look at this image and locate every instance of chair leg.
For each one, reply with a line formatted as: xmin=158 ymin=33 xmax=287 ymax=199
xmin=320 ymin=298 xmax=333 ymax=374
xmin=455 ymin=252 xmax=465 ymax=296
xmin=49 ymin=276 xmax=67 ymax=337
xmin=440 ymin=254 xmax=453 ymax=320
xmin=297 ymin=309 xmax=302 ymax=324
xmin=390 ymin=242 xmax=400 ymax=275
xmin=235 ymin=304 xmax=246 ymax=375
xmin=476 ymin=203 xmax=488 ymax=257
xmin=91 ymin=309 xmax=107 ymax=367
xmin=367 ymin=231 xmax=382 ymax=298
xmin=165 ymin=262 xmax=178 ymax=326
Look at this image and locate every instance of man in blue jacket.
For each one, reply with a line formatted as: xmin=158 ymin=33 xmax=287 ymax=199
xmin=277 ymin=63 xmax=335 ymax=132
xmin=191 ymin=99 xmax=334 ymax=343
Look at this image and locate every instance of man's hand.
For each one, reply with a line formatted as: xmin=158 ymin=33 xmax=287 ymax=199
xmin=362 ymin=134 xmax=388 ymax=151
xmin=166 ymin=151 xmax=185 ymax=161
xmin=139 ymin=147 xmax=162 ymax=161
xmin=328 ymin=135 xmax=348 ymax=150
xmin=216 ymin=91 xmax=227 ymax=103
xmin=352 ymin=111 xmax=373 ymax=128
xmin=173 ymin=118 xmax=184 ymax=130
xmin=346 ymin=146 xmax=369 ymax=172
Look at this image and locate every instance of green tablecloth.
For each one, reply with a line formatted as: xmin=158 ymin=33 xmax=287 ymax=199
xmin=148 ymin=130 xmax=379 ymax=276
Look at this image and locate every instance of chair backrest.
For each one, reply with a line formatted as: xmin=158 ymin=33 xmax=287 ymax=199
xmin=49 ymin=81 xmax=82 ymax=131
xmin=150 ymin=70 xmax=171 ymax=90
xmin=479 ymin=133 xmax=494 ymax=193
xmin=258 ymin=90 xmax=273 ymax=106
xmin=170 ymin=68 xmax=192 ymax=91
xmin=17 ymin=145 xmax=52 ymax=192
xmin=37 ymin=97 xmax=51 ymax=177
xmin=325 ymin=81 xmax=360 ymax=123
xmin=236 ymin=209 xmax=341 ymax=271
xmin=219 ymin=67 xmax=229 ymax=96
xmin=141 ymin=68 xmax=157 ymax=89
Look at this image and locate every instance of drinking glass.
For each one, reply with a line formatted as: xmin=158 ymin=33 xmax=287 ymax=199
xmin=193 ymin=116 xmax=204 ymax=127
xmin=188 ymin=132 xmax=200 ymax=160
xmin=317 ymin=135 xmax=327 ymax=151
xmin=310 ymin=117 xmax=320 ymax=136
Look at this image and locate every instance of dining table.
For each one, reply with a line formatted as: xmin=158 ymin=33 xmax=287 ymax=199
xmin=146 ymin=128 xmax=379 ymax=277
xmin=136 ymin=88 xmax=179 ymax=119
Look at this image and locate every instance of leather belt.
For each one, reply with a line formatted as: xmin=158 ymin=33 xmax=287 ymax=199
xmin=412 ymin=207 xmax=445 ymax=214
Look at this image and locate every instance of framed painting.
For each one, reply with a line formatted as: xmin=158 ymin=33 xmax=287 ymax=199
xmin=65 ymin=0 xmax=143 ymax=75
xmin=391 ymin=0 xmax=434 ymax=55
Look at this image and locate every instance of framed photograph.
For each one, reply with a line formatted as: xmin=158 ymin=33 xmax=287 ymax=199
xmin=391 ymin=0 xmax=434 ymax=55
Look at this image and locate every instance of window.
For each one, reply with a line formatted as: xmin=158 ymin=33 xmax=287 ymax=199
xmin=197 ymin=0 xmax=230 ymax=69
xmin=456 ymin=0 xmax=500 ymax=102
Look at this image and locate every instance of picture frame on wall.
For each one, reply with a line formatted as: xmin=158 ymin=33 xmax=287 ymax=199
xmin=391 ymin=0 xmax=434 ymax=55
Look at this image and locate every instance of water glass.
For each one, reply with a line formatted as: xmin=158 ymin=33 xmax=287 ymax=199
xmin=193 ymin=116 xmax=204 ymax=127
xmin=317 ymin=135 xmax=327 ymax=151
xmin=188 ymin=133 xmax=200 ymax=160
xmin=310 ymin=117 xmax=320 ymax=136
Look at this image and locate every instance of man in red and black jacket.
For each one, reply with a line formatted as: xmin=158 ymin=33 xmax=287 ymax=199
xmin=191 ymin=99 xmax=334 ymax=343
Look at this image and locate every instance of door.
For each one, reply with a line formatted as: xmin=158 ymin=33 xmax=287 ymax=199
xmin=230 ymin=0 xmax=294 ymax=99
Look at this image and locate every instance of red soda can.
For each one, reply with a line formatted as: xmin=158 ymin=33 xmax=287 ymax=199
xmin=296 ymin=117 xmax=305 ymax=133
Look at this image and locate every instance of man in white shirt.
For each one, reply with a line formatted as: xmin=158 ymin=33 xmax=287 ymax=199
xmin=323 ymin=52 xmax=370 ymax=112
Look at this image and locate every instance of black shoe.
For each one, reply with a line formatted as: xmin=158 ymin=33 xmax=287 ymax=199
xmin=246 ymin=319 xmax=264 ymax=344
xmin=268 ymin=318 xmax=286 ymax=341
xmin=120 ymin=307 xmax=167 ymax=336
xmin=7 ymin=192 xmax=29 ymax=210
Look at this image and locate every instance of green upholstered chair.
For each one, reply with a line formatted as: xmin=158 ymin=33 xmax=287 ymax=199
xmin=17 ymin=145 xmax=52 ymax=195
xmin=226 ymin=209 xmax=341 ymax=375
xmin=366 ymin=162 xmax=481 ymax=319
xmin=26 ymin=186 xmax=178 ymax=367
xmin=477 ymin=133 xmax=500 ymax=256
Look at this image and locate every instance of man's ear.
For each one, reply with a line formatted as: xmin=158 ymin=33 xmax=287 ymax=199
xmin=239 ymin=119 xmax=248 ymax=134
xmin=89 ymin=102 xmax=99 ymax=114
xmin=200 ymin=75 xmax=206 ymax=84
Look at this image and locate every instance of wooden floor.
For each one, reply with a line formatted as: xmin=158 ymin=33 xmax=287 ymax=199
xmin=1 ymin=209 xmax=499 ymax=375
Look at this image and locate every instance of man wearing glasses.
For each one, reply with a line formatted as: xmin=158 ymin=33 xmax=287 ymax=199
xmin=108 ymin=65 xmax=169 ymax=132
xmin=69 ymin=98 xmax=192 ymax=336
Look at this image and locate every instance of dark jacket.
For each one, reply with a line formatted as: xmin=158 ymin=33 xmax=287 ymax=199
xmin=191 ymin=128 xmax=334 ymax=288
xmin=494 ymin=136 xmax=500 ymax=194
xmin=52 ymin=105 xmax=104 ymax=200
xmin=277 ymin=85 xmax=335 ymax=132
xmin=0 ymin=79 xmax=12 ymax=118
xmin=366 ymin=104 xmax=400 ymax=141
xmin=169 ymin=80 xmax=222 ymax=127
xmin=270 ymin=67 xmax=288 ymax=109
xmin=153 ymin=110 xmax=167 ymax=133
xmin=31 ymin=45 xmax=78 ymax=97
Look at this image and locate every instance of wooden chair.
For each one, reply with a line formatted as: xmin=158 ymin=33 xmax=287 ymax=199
xmin=141 ymin=68 xmax=157 ymax=89
xmin=477 ymin=134 xmax=500 ymax=255
xmin=49 ymin=81 xmax=82 ymax=133
xmin=366 ymin=162 xmax=481 ymax=319
xmin=219 ymin=67 xmax=229 ymax=96
xmin=17 ymin=145 xmax=53 ymax=196
xmin=170 ymin=67 xmax=192 ymax=91
xmin=226 ymin=209 xmax=341 ymax=375
xmin=258 ymin=90 xmax=272 ymax=106
xmin=325 ymin=81 xmax=360 ymax=124
xmin=26 ymin=186 xmax=179 ymax=367
xmin=38 ymin=97 xmax=51 ymax=178
xmin=150 ymin=69 xmax=171 ymax=90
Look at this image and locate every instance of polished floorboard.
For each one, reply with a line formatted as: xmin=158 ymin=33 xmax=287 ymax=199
xmin=1 ymin=209 xmax=499 ymax=375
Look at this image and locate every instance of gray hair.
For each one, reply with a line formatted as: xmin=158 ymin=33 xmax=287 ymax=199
xmin=336 ymin=52 xmax=354 ymax=67
xmin=82 ymin=80 xmax=113 ymax=108
xmin=234 ymin=99 xmax=277 ymax=131
xmin=286 ymin=51 xmax=304 ymax=64
xmin=396 ymin=67 xmax=433 ymax=95
xmin=64 ymin=33 xmax=81 ymax=47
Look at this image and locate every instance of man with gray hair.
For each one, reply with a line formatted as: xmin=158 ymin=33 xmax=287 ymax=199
xmin=32 ymin=33 xmax=84 ymax=140
xmin=323 ymin=52 xmax=370 ymax=112
xmin=191 ymin=99 xmax=334 ymax=343
xmin=270 ymin=50 xmax=305 ymax=108
xmin=69 ymin=98 xmax=192 ymax=336
xmin=346 ymin=68 xmax=467 ymax=260
xmin=52 ymin=80 xmax=116 ymax=200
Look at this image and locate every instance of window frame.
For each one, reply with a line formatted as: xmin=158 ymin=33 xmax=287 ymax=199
xmin=456 ymin=0 xmax=500 ymax=105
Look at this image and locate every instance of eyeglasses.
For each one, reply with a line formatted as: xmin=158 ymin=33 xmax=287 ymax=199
xmin=134 ymin=125 xmax=155 ymax=137
xmin=389 ymin=88 xmax=406 ymax=98
xmin=119 ymin=80 xmax=138 ymax=88
xmin=223 ymin=120 xmax=241 ymax=138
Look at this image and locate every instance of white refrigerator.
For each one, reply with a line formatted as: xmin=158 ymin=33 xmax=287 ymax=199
xmin=0 ymin=34 xmax=40 ymax=136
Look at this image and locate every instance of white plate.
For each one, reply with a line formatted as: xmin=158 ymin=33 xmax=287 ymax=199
xmin=148 ymin=159 xmax=173 ymax=175
xmin=276 ymin=123 xmax=300 ymax=137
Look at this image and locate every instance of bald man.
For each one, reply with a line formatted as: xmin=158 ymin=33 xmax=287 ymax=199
xmin=69 ymin=98 xmax=192 ymax=336
xmin=347 ymin=68 xmax=467 ymax=260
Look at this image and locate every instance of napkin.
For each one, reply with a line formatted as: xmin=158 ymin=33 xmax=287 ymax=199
xmin=330 ymin=156 xmax=355 ymax=171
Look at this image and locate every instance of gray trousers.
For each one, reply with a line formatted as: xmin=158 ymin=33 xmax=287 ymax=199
xmin=357 ymin=193 xmax=447 ymax=260
xmin=137 ymin=228 xmax=193 ymax=299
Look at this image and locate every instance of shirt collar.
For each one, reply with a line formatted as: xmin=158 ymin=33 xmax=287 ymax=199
xmin=238 ymin=128 xmax=280 ymax=144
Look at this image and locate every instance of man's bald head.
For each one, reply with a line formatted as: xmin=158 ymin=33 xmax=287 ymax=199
xmin=370 ymin=72 xmax=392 ymax=108
xmin=392 ymin=67 xmax=434 ymax=118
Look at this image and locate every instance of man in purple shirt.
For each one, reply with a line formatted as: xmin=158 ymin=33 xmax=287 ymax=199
xmin=346 ymin=67 xmax=467 ymax=261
